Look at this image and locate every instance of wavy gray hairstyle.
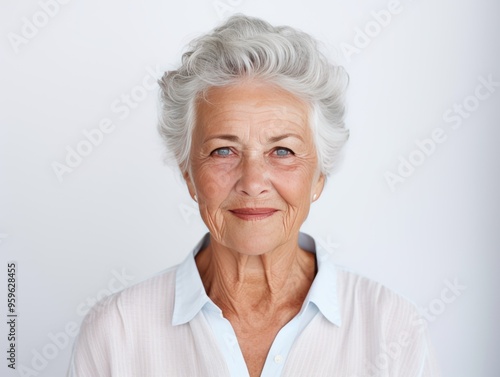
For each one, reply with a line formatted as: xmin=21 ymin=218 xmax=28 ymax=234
xmin=158 ymin=14 xmax=349 ymax=176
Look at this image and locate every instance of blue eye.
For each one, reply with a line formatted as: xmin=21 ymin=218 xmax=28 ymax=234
xmin=275 ymin=148 xmax=293 ymax=157
xmin=212 ymin=147 xmax=232 ymax=156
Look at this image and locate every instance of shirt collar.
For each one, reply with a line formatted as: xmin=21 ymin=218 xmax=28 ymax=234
xmin=172 ymin=233 xmax=211 ymax=326
xmin=301 ymin=232 xmax=342 ymax=327
xmin=172 ymin=232 xmax=341 ymax=327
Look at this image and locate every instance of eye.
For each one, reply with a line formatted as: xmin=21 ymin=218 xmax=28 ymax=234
xmin=273 ymin=147 xmax=294 ymax=157
xmin=211 ymin=147 xmax=233 ymax=157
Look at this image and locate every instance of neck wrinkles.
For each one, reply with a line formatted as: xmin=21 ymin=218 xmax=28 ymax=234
xmin=195 ymin=235 xmax=316 ymax=318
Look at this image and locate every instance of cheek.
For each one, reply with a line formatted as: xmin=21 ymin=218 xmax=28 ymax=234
xmin=194 ymin=165 xmax=235 ymax=202
xmin=271 ymin=166 xmax=316 ymax=205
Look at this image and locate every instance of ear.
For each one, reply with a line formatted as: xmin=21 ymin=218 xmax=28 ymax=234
xmin=312 ymin=173 xmax=325 ymax=202
xmin=182 ymin=170 xmax=197 ymax=201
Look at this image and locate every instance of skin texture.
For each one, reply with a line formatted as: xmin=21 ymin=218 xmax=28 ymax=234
xmin=184 ymin=80 xmax=325 ymax=377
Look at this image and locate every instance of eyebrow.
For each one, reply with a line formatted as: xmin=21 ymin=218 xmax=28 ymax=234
xmin=268 ymin=133 xmax=304 ymax=143
xmin=203 ymin=133 xmax=304 ymax=143
xmin=203 ymin=134 xmax=240 ymax=143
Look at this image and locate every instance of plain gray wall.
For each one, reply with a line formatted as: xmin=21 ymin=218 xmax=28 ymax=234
xmin=1 ymin=0 xmax=499 ymax=376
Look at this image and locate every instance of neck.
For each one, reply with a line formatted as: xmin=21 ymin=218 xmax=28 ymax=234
xmin=195 ymin=234 xmax=316 ymax=319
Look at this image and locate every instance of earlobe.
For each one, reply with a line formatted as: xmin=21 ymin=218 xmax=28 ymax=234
xmin=313 ymin=173 xmax=325 ymax=201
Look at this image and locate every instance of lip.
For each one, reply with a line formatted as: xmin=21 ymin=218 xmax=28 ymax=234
xmin=229 ymin=208 xmax=278 ymax=221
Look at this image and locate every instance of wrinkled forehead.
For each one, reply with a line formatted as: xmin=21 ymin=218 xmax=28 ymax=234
xmin=194 ymin=81 xmax=312 ymax=139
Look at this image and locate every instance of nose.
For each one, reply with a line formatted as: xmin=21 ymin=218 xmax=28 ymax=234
xmin=235 ymin=155 xmax=270 ymax=197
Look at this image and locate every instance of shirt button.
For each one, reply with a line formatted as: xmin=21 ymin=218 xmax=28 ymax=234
xmin=274 ymin=355 xmax=283 ymax=364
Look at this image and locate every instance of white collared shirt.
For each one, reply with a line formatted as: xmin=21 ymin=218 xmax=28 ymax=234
xmin=68 ymin=233 xmax=441 ymax=377
xmin=172 ymin=233 xmax=341 ymax=377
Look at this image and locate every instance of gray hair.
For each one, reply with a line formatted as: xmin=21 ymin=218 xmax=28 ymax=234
xmin=158 ymin=14 xmax=349 ymax=176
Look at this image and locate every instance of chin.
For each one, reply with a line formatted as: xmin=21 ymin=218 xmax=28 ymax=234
xmin=222 ymin=228 xmax=289 ymax=256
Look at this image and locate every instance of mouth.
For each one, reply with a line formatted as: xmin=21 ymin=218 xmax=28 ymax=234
xmin=229 ymin=208 xmax=278 ymax=221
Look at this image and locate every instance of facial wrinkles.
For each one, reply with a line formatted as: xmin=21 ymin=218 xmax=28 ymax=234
xmin=187 ymin=83 xmax=329 ymax=322
xmin=197 ymin=115 xmax=318 ymax=242
xmin=192 ymin=82 xmax=322 ymax=265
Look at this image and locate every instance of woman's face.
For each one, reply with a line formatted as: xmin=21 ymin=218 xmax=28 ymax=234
xmin=185 ymin=80 xmax=325 ymax=255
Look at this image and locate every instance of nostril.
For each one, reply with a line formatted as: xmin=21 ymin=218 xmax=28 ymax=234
xmin=236 ymin=167 xmax=270 ymax=197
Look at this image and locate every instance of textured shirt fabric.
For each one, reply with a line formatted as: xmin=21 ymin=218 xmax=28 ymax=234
xmin=68 ymin=233 xmax=441 ymax=377
xmin=172 ymin=233 xmax=339 ymax=377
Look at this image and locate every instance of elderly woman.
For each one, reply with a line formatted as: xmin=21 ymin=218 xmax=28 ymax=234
xmin=69 ymin=15 xmax=440 ymax=377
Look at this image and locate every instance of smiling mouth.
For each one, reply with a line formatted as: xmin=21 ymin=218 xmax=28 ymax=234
xmin=229 ymin=208 xmax=278 ymax=221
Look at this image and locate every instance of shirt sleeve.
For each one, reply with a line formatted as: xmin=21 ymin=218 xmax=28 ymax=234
xmin=383 ymin=298 xmax=442 ymax=377
xmin=67 ymin=294 xmax=127 ymax=377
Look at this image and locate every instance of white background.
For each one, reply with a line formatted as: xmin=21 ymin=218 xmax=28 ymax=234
xmin=1 ymin=0 xmax=499 ymax=376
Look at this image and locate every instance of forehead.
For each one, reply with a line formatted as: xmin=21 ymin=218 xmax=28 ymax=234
xmin=195 ymin=81 xmax=310 ymax=134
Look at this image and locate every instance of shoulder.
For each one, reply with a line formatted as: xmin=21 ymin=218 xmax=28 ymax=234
xmin=335 ymin=266 xmax=421 ymax=327
xmin=80 ymin=265 xmax=179 ymax=336
xmin=69 ymin=266 xmax=182 ymax=375
xmin=114 ymin=265 xmax=178 ymax=309
xmin=309 ymin=267 xmax=441 ymax=375
xmin=333 ymin=267 xmax=437 ymax=362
